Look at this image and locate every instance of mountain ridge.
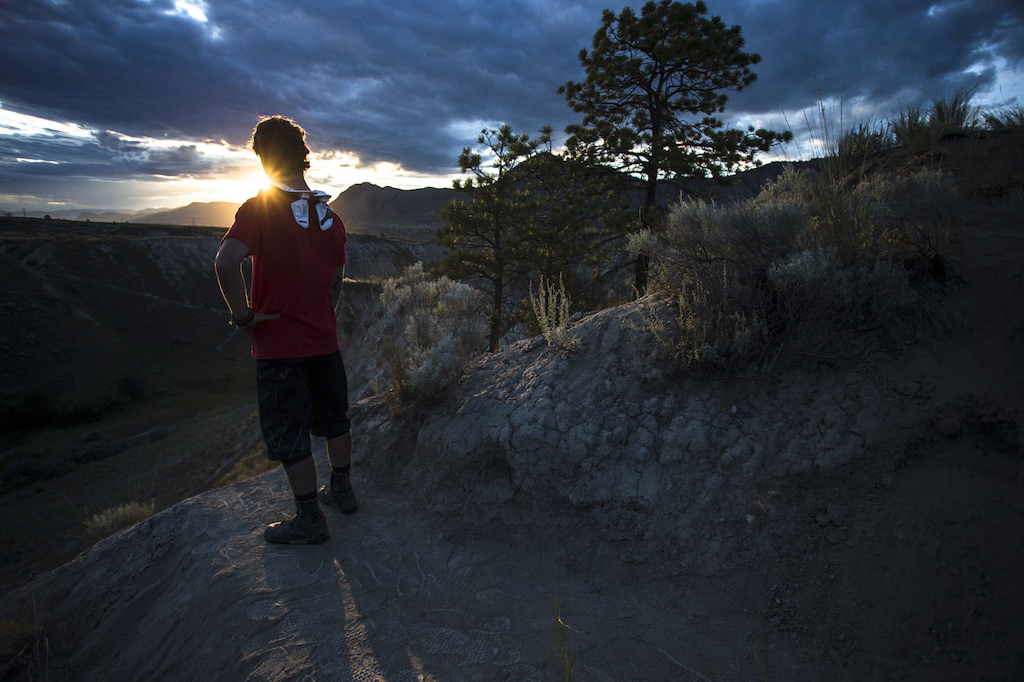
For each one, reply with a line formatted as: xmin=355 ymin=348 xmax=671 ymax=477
xmin=132 ymin=201 xmax=240 ymax=228
xmin=2 ymin=160 xmax=806 ymax=231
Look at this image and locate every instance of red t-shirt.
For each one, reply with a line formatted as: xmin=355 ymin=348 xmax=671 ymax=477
xmin=223 ymin=188 xmax=348 ymax=359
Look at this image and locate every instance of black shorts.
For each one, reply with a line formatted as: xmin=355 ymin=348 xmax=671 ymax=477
xmin=256 ymin=351 xmax=350 ymax=462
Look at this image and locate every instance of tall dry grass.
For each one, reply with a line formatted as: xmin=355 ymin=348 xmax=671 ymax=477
xmin=529 ymin=274 xmax=579 ymax=352
xmin=0 ymin=600 xmax=50 ymax=682
xmin=983 ymin=104 xmax=1024 ymax=131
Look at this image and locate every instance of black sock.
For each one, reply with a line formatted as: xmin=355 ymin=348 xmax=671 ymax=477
xmin=330 ymin=465 xmax=351 ymax=491
xmin=294 ymin=491 xmax=322 ymax=522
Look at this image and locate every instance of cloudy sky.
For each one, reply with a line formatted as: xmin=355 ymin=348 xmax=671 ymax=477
xmin=1 ymin=0 xmax=1022 ymax=213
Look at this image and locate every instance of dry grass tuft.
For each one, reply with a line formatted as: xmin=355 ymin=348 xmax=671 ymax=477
xmin=983 ymin=105 xmax=1024 ymax=132
xmin=0 ymin=600 xmax=50 ymax=682
xmin=83 ymin=500 xmax=156 ymax=545
xmin=529 ymin=274 xmax=579 ymax=352
xmin=552 ymin=586 xmax=577 ymax=681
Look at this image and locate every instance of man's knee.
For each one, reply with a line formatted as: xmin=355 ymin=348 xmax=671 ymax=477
xmin=281 ymin=451 xmax=313 ymax=472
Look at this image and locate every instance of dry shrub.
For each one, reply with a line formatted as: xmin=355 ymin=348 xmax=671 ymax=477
xmin=805 ymin=179 xmax=883 ymax=267
xmin=638 ymin=164 xmax=962 ymax=372
xmin=653 ymin=198 xmax=804 ymax=301
xmin=768 ymin=167 xmax=961 ymax=280
xmin=374 ymin=263 xmax=487 ymax=409
xmin=768 ymin=247 xmax=918 ymax=358
xmin=632 ymin=199 xmax=800 ymax=372
xmin=672 ymin=285 xmax=768 ymax=371
xmin=83 ymin=500 xmax=155 ymax=544
xmin=863 ymin=169 xmax=963 ymax=283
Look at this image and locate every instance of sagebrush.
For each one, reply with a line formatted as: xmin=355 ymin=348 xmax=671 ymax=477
xmin=374 ymin=263 xmax=487 ymax=408
xmin=637 ymin=164 xmax=961 ymax=372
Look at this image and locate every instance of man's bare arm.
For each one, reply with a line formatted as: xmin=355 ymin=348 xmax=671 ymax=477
xmin=331 ymin=265 xmax=346 ymax=313
xmin=215 ymin=237 xmax=279 ymax=336
xmin=215 ymin=238 xmax=252 ymax=318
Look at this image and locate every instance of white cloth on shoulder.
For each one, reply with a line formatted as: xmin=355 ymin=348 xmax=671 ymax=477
xmin=270 ymin=181 xmax=334 ymax=230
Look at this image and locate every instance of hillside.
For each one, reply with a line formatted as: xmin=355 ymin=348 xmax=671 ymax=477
xmin=0 ymin=219 xmax=442 ymax=409
xmin=1 ymin=134 xmax=1022 ymax=679
xmin=75 ymin=209 xmax=153 ymax=223
xmin=0 ymin=219 xmax=446 ymax=592
xmin=116 ymin=183 xmax=460 ymax=236
xmin=328 ymin=182 xmax=461 ymax=237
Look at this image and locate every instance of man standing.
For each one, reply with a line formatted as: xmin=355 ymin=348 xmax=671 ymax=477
xmin=215 ymin=115 xmax=357 ymax=545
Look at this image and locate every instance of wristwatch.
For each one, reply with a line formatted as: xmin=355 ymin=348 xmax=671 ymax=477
xmin=230 ymin=309 xmax=255 ymax=327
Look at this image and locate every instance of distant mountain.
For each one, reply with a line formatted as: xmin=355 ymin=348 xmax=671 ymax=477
xmin=135 ymin=202 xmax=240 ymax=228
xmin=329 ymin=183 xmax=462 ymax=236
xmin=101 ymin=185 xmax=464 ymax=233
xmin=1 ymin=209 xmax=82 ymax=220
xmin=75 ymin=209 xmax=153 ymax=222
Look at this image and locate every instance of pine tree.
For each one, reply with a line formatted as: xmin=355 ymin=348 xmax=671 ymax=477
xmin=435 ymin=125 xmax=545 ymax=351
xmin=560 ymin=0 xmax=792 ymax=293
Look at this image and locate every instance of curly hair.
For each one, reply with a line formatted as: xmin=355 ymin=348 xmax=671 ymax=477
xmin=251 ymin=115 xmax=311 ymax=178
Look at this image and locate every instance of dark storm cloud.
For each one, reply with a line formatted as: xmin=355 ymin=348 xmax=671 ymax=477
xmin=1 ymin=0 xmax=1023 ymax=193
xmin=719 ymin=0 xmax=1024 ymax=122
xmin=0 ymin=127 xmax=239 ymax=183
xmin=0 ymin=0 xmax=606 ymax=178
xmin=94 ymin=130 xmax=222 ymax=176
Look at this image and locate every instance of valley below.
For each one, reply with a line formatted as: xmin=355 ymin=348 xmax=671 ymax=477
xmin=0 ymin=218 xmax=440 ymax=587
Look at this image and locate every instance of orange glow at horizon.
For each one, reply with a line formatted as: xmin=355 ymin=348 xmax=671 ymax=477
xmin=185 ymin=153 xmax=456 ymax=208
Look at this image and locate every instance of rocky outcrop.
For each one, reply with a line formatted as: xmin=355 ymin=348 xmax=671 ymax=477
xmin=355 ymin=296 xmax=924 ymax=575
xmin=0 ymin=296 xmax=922 ymax=681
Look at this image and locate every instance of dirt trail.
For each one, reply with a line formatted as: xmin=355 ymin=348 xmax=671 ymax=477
xmin=15 ymin=449 xmax=802 ymax=681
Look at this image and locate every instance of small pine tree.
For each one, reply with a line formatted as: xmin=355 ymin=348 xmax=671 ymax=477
xmin=435 ymin=125 xmax=547 ymax=351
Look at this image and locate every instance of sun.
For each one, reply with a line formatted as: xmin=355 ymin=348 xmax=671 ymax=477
xmin=251 ymin=168 xmax=273 ymax=192
xmin=206 ymin=167 xmax=272 ymax=202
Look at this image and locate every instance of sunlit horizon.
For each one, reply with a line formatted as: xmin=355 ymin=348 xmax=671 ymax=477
xmin=0 ymin=106 xmax=458 ymax=214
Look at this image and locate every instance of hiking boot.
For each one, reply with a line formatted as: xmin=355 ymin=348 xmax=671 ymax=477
xmin=264 ymin=498 xmax=329 ymax=545
xmin=318 ymin=484 xmax=359 ymax=515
